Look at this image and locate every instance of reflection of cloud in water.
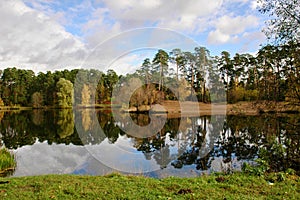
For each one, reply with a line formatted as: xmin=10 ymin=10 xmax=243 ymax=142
xmin=13 ymin=141 xmax=112 ymax=177
xmin=12 ymin=138 xmax=161 ymax=176
xmin=13 ymin=141 xmax=85 ymax=176
xmin=210 ymin=157 xmax=243 ymax=172
xmin=85 ymin=135 xmax=160 ymax=173
xmin=12 ymin=139 xmax=245 ymax=178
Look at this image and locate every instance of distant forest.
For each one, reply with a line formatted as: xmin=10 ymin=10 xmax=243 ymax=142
xmin=0 ymin=41 xmax=299 ymax=108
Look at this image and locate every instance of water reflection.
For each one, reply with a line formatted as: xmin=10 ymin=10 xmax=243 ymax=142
xmin=0 ymin=109 xmax=299 ymax=177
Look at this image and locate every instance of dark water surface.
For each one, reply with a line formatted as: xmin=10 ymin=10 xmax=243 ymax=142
xmin=0 ymin=109 xmax=299 ymax=178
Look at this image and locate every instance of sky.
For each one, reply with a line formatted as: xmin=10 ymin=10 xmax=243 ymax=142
xmin=0 ymin=0 xmax=268 ymax=75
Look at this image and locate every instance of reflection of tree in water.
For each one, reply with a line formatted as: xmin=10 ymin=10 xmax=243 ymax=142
xmin=0 ymin=110 xmax=82 ymax=149
xmin=171 ymin=115 xmax=300 ymax=172
xmin=81 ymin=109 xmax=92 ymax=131
xmin=214 ymin=115 xmax=264 ymax=163
xmin=258 ymin=115 xmax=300 ymax=172
xmin=171 ymin=116 xmax=212 ymax=170
xmin=103 ymin=119 xmax=122 ymax=144
xmin=97 ymin=110 xmax=126 ymax=144
xmin=129 ymin=113 xmax=150 ymax=127
xmin=75 ymin=109 xmax=106 ymax=145
xmin=76 ymin=109 xmax=126 ymax=145
xmin=0 ymin=111 xmax=4 ymax=122
xmin=32 ymin=109 xmax=44 ymax=125
xmin=215 ymin=115 xmax=300 ymax=172
xmin=132 ymin=116 xmax=181 ymax=169
xmin=0 ymin=109 xmax=298 ymax=172
xmin=56 ymin=109 xmax=74 ymax=139
xmin=0 ymin=111 xmax=36 ymax=149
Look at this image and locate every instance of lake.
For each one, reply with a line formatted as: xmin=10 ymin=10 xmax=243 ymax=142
xmin=0 ymin=109 xmax=299 ymax=178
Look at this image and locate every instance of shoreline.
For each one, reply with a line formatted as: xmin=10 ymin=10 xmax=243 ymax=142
xmin=0 ymin=101 xmax=299 ymax=116
xmin=124 ymin=100 xmax=300 ymax=116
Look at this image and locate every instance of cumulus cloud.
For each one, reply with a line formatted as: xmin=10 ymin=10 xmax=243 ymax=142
xmin=239 ymin=31 xmax=266 ymax=53
xmin=100 ymin=0 xmax=223 ymax=22
xmin=80 ymin=0 xmax=225 ymax=54
xmin=88 ymin=0 xmax=223 ymax=38
xmin=207 ymin=29 xmax=231 ymax=44
xmin=0 ymin=0 xmax=88 ymax=71
xmin=207 ymin=14 xmax=259 ymax=44
xmin=216 ymin=15 xmax=258 ymax=35
xmin=13 ymin=141 xmax=119 ymax=176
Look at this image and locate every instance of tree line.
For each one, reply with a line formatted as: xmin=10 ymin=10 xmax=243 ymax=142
xmin=0 ymin=68 xmax=119 ymax=108
xmin=0 ymin=40 xmax=298 ymax=108
xmin=133 ymin=42 xmax=299 ymax=104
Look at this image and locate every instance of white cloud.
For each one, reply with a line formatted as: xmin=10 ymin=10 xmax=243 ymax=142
xmin=13 ymin=141 xmax=120 ymax=176
xmin=224 ymin=0 xmax=250 ymax=3
xmin=250 ymin=0 xmax=263 ymax=10
xmin=81 ymin=0 xmax=224 ymax=51
xmin=207 ymin=14 xmax=259 ymax=44
xmin=216 ymin=15 xmax=258 ymax=35
xmin=239 ymin=31 xmax=266 ymax=53
xmin=0 ymin=0 xmax=88 ymax=71
xmin=93 ymin=0 xmax=223 ymax=32
xmin=107 ymin=53 xmax=143 ymax=75
xmin=207 ymin=29 xmax=231 ymax=44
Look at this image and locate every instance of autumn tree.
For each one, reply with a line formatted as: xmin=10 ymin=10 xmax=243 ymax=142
xmin=32 ymin=92 xmax=43 ymax=108
xmin=81 ymin=84 xmax=91 ymax=105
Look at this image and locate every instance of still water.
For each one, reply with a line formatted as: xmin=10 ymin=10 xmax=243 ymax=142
xmin=0 ymin=109 xmax=299 ymax=178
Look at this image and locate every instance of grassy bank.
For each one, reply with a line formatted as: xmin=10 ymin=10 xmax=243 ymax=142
xmin=0 ymin=148 xmax=16 ymax=176
xmin=0 ymin=172 xmax=298 ymax=199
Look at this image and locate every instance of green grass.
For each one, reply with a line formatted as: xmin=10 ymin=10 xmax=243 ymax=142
xmin=0 ymin=172 xmax=298 ymax=199
xmin=0 ymin=148 xmax=16 ymax=174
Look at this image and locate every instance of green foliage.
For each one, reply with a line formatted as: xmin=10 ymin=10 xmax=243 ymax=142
xmin=0 ymin=148 xmax=16 ymax=173
xmin=242 ymin=159 xmax=270 ymax=176
xmin=229 ymin=87 xmax=259 ymax=103
xmin=56 ymin=78 xmax=74 ymax=108
xmin=152 ymin=49 xmax=169 ymax=91
xmin=0 ymin=173 xmax=299 ymax=199
xmin=242 ymin=139 xmax=293 ymax=176
xmin=1 ymin=68 xmax=34 ymax=106
xmin=258 ymin=140 xmax=288 ymax=172
xmin=258 ymin=0 xmax=300 ymax=43
xmin=56 ymin=109 xmax=74 ymax=138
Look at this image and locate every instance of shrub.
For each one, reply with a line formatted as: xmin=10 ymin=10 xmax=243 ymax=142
xmin=0 ymin=148 xmax=16 ymax=173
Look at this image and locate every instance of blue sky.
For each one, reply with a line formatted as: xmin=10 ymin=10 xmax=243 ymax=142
xmin=0 ymin=0 xmax=268 ymax=74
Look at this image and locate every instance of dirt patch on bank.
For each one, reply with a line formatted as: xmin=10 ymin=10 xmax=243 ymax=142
xmin=148 ymin=101 xmax=300 ymax=117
